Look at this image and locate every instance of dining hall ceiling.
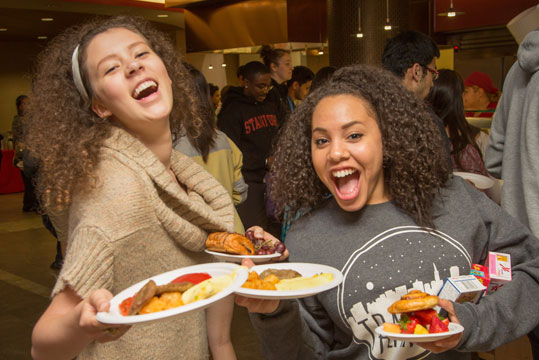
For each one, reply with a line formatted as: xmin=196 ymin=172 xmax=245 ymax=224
xmin=0 ymin=0 xmax=185 ymax=42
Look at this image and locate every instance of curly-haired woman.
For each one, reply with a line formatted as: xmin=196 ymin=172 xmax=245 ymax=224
xmin=27 ymin=16 xmax=237 ymax=360
xmin=236 ymin=65 xmax=539 ymax=359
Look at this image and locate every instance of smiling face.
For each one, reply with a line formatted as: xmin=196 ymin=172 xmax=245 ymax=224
xmin=85 ymin=27 xmax=173 ymax=136
xmin=244 ymin=73 xmax=272 ymax=103
xmin=311 ymin=94 xmax=390 ymax=211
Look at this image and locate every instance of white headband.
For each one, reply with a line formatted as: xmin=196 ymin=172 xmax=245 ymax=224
xmin=71 ymin=45 xmax=90 ymax=105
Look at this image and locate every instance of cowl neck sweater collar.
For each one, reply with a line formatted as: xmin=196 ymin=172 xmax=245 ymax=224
xmin=102 ymin=126 xmax=235 ymax=251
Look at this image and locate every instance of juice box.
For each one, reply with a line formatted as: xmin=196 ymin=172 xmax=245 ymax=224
xmin=487 ymin=252 xmax=512 ymax=293
xmin=437 ymin=275 xmax=486 ymax=304
xmin=470 ymin=264 xmax=490 ymax=290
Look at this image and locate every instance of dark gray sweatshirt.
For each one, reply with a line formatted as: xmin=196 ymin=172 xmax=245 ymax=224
xmin=249 ymin=177 xmax=539 ymax=359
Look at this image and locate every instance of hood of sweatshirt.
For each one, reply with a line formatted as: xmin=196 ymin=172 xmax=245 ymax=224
xmin=220 ymin=86 xmax=260 ymax=112
xmin=518 ymin=29 xmax=539 ymax=73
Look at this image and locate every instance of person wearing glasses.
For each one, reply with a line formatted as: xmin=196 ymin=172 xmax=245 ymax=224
xmin=218 ymin=61 xmax=280 ymax=234
xmin=382 ymin=30 xmax=450 ymax=163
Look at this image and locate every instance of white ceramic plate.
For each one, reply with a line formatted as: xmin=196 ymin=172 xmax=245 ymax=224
xmin=454 ymin=172 xmax=495 ymax=190
xmin=234 ymin=262 xmax=343 ymax=300
xmin=375 ymin=323 xmax=464 ymax=342
xmin=96 ymin=263 xmax=248 ymax=325
xmin=205 ymin=249 xmax=281 ymax=264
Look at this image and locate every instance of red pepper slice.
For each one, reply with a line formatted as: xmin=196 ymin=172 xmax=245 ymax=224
xmin=171 ymin=272 xmax=211 ymax=285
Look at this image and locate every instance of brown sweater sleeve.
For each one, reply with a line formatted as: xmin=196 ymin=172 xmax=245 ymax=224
xmin=52 ymin=226 xmax=113 ymax=298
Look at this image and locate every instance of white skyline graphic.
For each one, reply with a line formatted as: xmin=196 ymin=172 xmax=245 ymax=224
xmin=346 ymin=263 xmax=461 ymax=359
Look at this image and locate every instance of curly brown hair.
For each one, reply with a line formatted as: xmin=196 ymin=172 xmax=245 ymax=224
xmin=25 ymin=16 xmax=202 ymax=211
xmin=269 ymin=65 xmax=451 ymax=228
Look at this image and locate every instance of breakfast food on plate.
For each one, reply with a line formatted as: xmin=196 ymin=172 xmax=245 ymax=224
xmin=276 ymin=273 xmax=334 ymax=291
xmin=241 ymin=268 xmax=333 ymax=291
xmin=260 ymin=269 xmax=302 ymax=280
xmin=245 ymin=230 xmax=287 ymax=255
xmin=119 ymin=269 xmax=240 ymax=316
xmin=206 ymin=232 xmax=255 ymax=255
xmin=383 ymin=290 xmax=449 ymax=334
xmin=205 ymin=231 xmax=287 ymax=256
xmin=387 ymin=289 xmax=439 ymax=314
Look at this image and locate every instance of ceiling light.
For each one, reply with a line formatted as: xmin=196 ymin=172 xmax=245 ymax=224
xmin=208 ymin=64 xmax=213 ymax=70
xmin=318 ymin=49 xmax=324 ymax=55
xmin=384 ymin=0 xmax=392 ymax=31
xmin=156 ymin=14 xmax=169 ymax=18
xmin=356 ymin=7 xmax=364 ymax=38
xmin=221 ymin=63 xmax=227 ymax=67
xmin=41 ymin=18 xmax=54 ymax=22
xmin=437 ymin=0 xmax=465 ymax=17
xmin=37 ymin=36 xmax=48 ymax=40
xmin=0 ymin=28 xmax=7 ymax=32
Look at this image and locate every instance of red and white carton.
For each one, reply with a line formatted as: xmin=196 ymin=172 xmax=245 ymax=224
xmin=487 ymin=252 xmax=512 ymax=293
xmin=470 ymin=264 xmax=490 ymax=290
xmin=437 ymin=275 xmax=486 ymax=304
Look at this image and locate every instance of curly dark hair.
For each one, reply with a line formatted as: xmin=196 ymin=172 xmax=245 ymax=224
xmin=25 ymin=15 xmax=201 ymax=211
xmin=269 ymin=65 xmax=451 ymax=228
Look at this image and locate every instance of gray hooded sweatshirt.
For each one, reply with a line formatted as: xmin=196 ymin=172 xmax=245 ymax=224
xmin=486 ymin=28 xmax=539 ymax=236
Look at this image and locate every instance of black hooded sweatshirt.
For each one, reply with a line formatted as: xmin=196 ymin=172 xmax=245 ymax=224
xmin=217 ymin=86 xmax=280 ymax=183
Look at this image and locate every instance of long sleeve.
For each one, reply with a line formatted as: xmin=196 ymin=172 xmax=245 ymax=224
xmin=218 ymin=107 xmax=242 ymax=149
xmin=454 ymin=183 xmax=539 ymax=352
xmin=227 ymin=137 xmax=248 ymax=205
xmin=249 ymin=296 xmax=336 ymax=360
xmin=484 ymin=71 xmax=511 ymax=179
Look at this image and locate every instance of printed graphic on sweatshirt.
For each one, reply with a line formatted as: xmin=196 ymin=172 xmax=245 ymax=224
xmin=337 ymin=226 xmax=471 ymax=359
xmin=244 ymin=114 xmax=278 ymax=134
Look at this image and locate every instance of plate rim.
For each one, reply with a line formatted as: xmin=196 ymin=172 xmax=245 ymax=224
xmin=204 ymin=249 xmax=281 ymax=260
xmin=453 ymin=171 xmax=494 ymax=189
xmin=96 ymin=262 xmax=248 ymax=325
xmin=234 ymin=262 xmax=344 ymax=300
xmin=374 ymin=322 xmax=464 ymax=342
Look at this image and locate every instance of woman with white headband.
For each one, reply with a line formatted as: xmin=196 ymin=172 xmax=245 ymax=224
xmin=27 ymin=16 xmax=241 ymax=360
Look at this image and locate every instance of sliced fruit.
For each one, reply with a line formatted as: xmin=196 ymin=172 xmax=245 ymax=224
xmin=429 ymin=313 xmax=450 ymax=333
xmin=399 ymin=314 xmax=420 ymax=334
xmin=383 ymin=323 xmax=402 ymax=334
xmin=414 ymin=324 xmax=429 ymax=334
xmin=413 ymin=309 xmax=438 ymax=327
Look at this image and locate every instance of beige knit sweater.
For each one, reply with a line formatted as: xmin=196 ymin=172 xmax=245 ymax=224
xmin=52 ymin=127 xmax=234 ymax=360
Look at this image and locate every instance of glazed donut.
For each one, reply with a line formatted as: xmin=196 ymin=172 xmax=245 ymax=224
xmin=388 ymin=290 xmax=439 ymax=314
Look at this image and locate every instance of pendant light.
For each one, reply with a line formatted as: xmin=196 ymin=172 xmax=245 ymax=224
xmin=437 ymin=0 xmax=465 ymax=17
xmin=384 ymin=0 xmax=392 ymax=31
xmin=356 ymin=6 xmax=364 ymax=38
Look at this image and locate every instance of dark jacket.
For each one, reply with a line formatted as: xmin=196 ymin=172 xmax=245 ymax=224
xmin=217 ymin=86 xmax=280 ymax=183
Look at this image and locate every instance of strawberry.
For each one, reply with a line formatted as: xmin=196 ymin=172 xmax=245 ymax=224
xmin=399 ymin=314 xmax=420 ymax=334
xmin=413 ymin=309 xmax=438 ymax=327
xmin=429 ymin=313 xmax=449 ymax=333
xmin=442 ymin=318 xmax=450 ymax=327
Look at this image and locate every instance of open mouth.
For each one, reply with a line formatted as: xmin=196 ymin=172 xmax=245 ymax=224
xmin=332 ymin=168 xmax=360 ymax=200
xmin=133 ymin=80 xmax=158 ymax=100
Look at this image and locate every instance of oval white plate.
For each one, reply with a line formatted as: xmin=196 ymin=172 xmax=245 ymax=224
xmin=96 ymin=263 xmax=248 ymax=325
xmin=205 ymin=249 xmax=280 ymax=264
xmin=454 ymin=172 xmax=495 ymax=190
xmin=234 ymin=262 xmax=343 ymax=300
xmin=375 ymin=323 xmax=464 ymax=342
